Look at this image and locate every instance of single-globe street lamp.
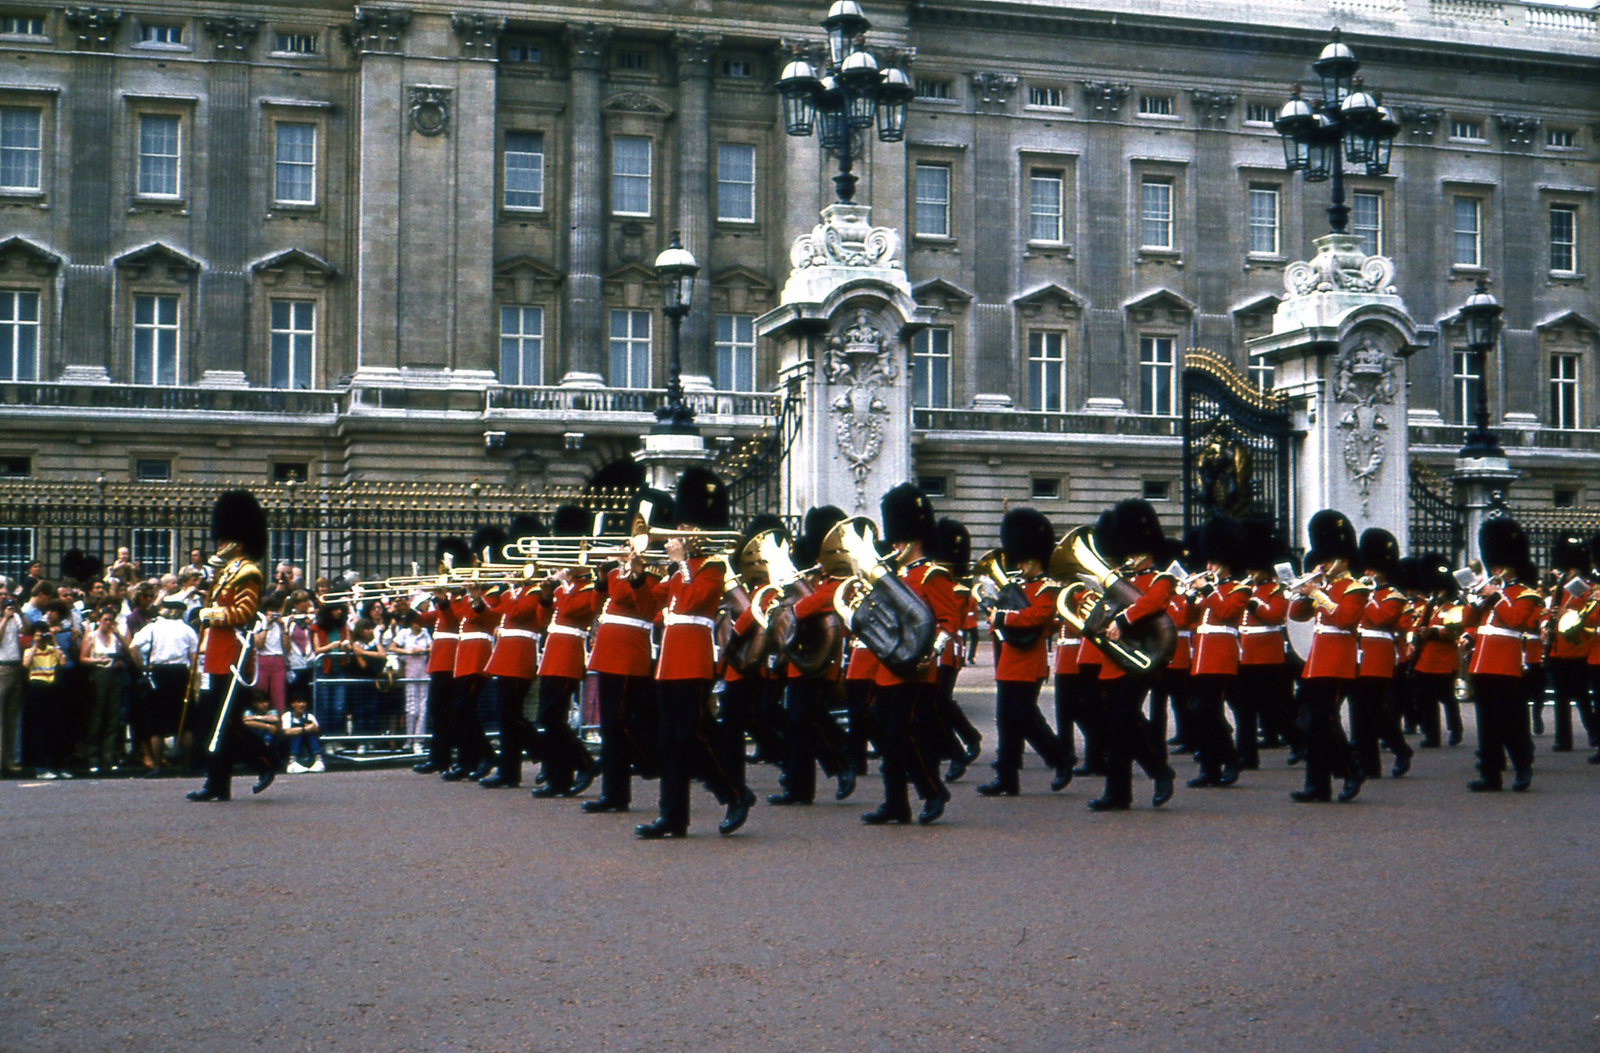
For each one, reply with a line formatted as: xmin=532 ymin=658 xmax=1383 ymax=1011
xmin=1457 ymin=278 xmax=1505 ymax=459
xmin=653 ymin=230 xmax=700 ymax=435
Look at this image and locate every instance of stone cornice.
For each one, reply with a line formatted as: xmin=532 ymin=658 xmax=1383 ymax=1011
xmin=673 ymin=30 xmax=722 ymax=80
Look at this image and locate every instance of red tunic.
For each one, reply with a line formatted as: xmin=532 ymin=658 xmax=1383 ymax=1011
xmin=451 ymin=594 xmax=498 ymax=678
xmin=1239 ymin=582 xmax=1289 ymax=667
xmin=422 ymin=602 xmax=459 ymax=676
xmin=845 ymin=636 xmax=879 ymax=681
xmin=1099 ymin=569 xmax=1177 ymax=681
xmin=993 ymin=577 xmax=1058 ymax=683
xmin=874 ymin=561 xmax=962 ymax=688
xmin=651 ymin=557 xmax=724 ymax=682
xmin=1412 ymin=603 xmax=1463 ymax=676
xmin=1588 ymin=601 xmax=1600 ymax=667
xmin=1053 ymin=624 xmax=1081 ymax=676
xmin=484 ymin=586 xmax=548 ymax=680
xmin=590 ymin=567 xmax=663 ymax=677
xmin=539 ymin=580 xmax=598 ymax=680
xmin=1550 ymin=579 xmax=1593 ymax=661
xmin=1166 ymin=592 xmax=1194 ymax=673
xmin=788 ymin=576 xmax=846 ymax=681
xmin=722 ymin=598 xmax=767 ymax=684
xmin=1290 ymin=576 xmax=1366 ymax=680
xmin=201 ymin=557 xmax=262 ymax=675
xmin=1467 ymin=582 xmax=1540 ymax=679
xmin=1523 ymin=602 xmax=1548 ymax=670
xmin=1191 ymin=581 xmax=1249 ymax=677
xmin=1356 ymin=584 xmax=1406 ymax=679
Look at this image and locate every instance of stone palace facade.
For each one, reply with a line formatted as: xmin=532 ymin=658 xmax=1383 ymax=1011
xmin=0 ymin=0 xmax=1596 ymax=546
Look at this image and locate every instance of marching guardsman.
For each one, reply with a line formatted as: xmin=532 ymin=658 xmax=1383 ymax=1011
xmin=978 ymin=507 xmax=1073 ymax=797
xmin=862 ymin=483 xmax=961 ymax=827
xmin=1545 ymin=537 xmax=1594 ymax=753
xmin=1286 ymin=510 xmax=1366 ymax=804
xmin=1051 ymin=612 xmax=1086 ymax=782
xmin=770 ymin=510 xmax=855 ymax=805
xmin=528 ymin=505 xmax=600 ymax=798
xmin=1184 ymin=516 xmax=1248 ymax=789
xmin=441 ymin=526 xmax=505 ymax=783
xmin=412 ymin=537 xmax=471 ymax=775
xmin=583 ymin=490 xmax=672 ymax=814
xmin=720 ymin=513 xmax=786 ymax=794
xmin=479 ymin=516 xmax=550 ymax=790
xmin=635 ymin=468 xmax=755 ymax=839
xmin=1464 ymin=518 xmax=1540 ymax=792
xmin=1150 ymin=534 xmax=1193 ymax=761
xmin=1351 ymin=529 xmax=1414 ymax=780
xmin=1089 ymin=500 xmax=1178 ymax=812
xmin=1404 ymin=554 xmax=1462 ymax=748
xmin=928 ymin=517 xmax=982 ymax=780
xmin=842 ymin=543 xmax=883 ymax=780
xmin=187 ymin=490 xmax=276 ymax=802
xmin=1236 ymin=519 xmax=1293 ymax=767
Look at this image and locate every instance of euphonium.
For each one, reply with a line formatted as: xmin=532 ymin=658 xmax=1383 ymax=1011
xmin=1556 ymin=592 xmax=1598 ymax=644
xmin=756 ymin=529 xmax=840 ymax=676
xmin=716 ymin=529 xmax=779 ymax=677
xmin=827 ymin=517 xmax=937 ymax=676
xmin=1049 ymin=526 xmax=1176 ymax=676
xmin=971 ymin=548 xmax=1042 ymax=647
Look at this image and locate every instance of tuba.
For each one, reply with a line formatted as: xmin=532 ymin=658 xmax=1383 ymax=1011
xmin=971 ymin=548 xmax=1042 ymax=647
xmin=1050 ymin=526 xmax=1176 ymax=677
xmin=715 ymin=529 xmax=780 ymax=677
xmin=828 ymin=518 xmax=937 ymax=677
xmin=754 ymin=531 xmax=841 ymax=677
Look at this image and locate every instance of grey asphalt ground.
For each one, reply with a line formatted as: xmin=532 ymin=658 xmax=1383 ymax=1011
xmin=4 ymin=679 xmax=1598 ymax=1053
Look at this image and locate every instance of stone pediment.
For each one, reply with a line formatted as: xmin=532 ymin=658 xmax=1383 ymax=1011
xmin=1231 ymin=292 xmax=1281 ymax=317
xmin=114 ymin=242 xmax=201 ymax=281
xmin=1012 ymin=281 xmax=1084 ymax=319
xmin=0 ymin=236 xmax=62 ymax=274
xmin=712 ymin=265 xmax=774 ymax=294
xmin=602 ymin=262 xmax=661 ymax=309
xmin=710 ymin=265 xmax=775 ymax=314
xmin=1536 ymin=309 xmax=1599 ymax=335
xmin=601 ymin=91 xmax=673 ymax=118
xmin=252 ymin=248 xmax=337 ymax=287
xmin=1123 ymin=287 xmax=1196 ymax=319
xmin=494 ymin=255 xmax=565 ymax=300
xmin=913 ymin=278 xmax=974 ymax=316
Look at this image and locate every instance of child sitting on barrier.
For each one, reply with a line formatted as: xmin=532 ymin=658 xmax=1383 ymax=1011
xmin=282 ymin=690 xmax=324 ymax=773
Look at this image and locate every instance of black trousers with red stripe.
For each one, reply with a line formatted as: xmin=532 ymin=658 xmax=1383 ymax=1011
xmin=875 ymin=681 xmax=945 ymax=816
xmin=656 ymin=678 xmax=740 ymax=830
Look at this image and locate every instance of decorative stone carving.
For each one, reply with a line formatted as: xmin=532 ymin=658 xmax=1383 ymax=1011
xmin=1398 ymin=105 xmax=1444 ymax=139
xmin=408 ymin=86 xmax=451 ymax=136
xmin=1283 ymin=233 xmax=1396 ymax=298
xmin=791 ymin=204 xmax=902 ymax=272
xmin=1494 ymin=114 xmax=1541 ymax=148
xmin=62 ymin=7 xmax=123 ymax=50
xmin=673 ymin=31 xmax=722 ymax=78
xmin=1080 ymin=81 xmax=1131 ymax=118
xmin=600 ymin=91 xmax=674 ymax=117
xmin=1188 ymin=89 xmax=1237 ymax=124
xmin=202 ymin=16 xmax=259 ymax=55
xmin=824 ymin=311 xmax=899 ymax=510
xmin=970 ymin=71 xmax=1018 ymax=106
xmin=1334 ymin=340 xmax=1398 ymax=516
xmin=345 ymin=6 xmax=410 ymax=55
xmin=451 ymin=13 xmax=504 ymax=59
xmin=564 ymin=22 xmax=614 ymax=70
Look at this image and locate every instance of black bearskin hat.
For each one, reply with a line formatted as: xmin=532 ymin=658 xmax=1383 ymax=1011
xmin=929 ymin=517 xmax=973 ymax=579
xmin=471 ymin=525 xmax=509 ymax=565
xmin=795 ymin=505 xmax=848 ymax=567
xmin=880 ymin=482 xmax=935 ymax=545
xmin=1093 ymin=510 xmax=1127 ymax=564
xmin=1554 ymin=535 xmax=1591 ymax=575
xmin=1478 ymin=517 xmax=1528 ymax=572
xmin=1417 ymin=552 xmax=1453 ymax=594
xmin=1106 ymin=499 xmax=1164 ymax=561
xmin=733 ymin=513 xmax=789 ymax=575
xmin=1305 ymin=509 xmax=1358 ymax=568
xmin=675 ymin=467 xmax=729 ymax=531
xmin=1358 ymin=528 xmax=1401 ymax=581
xmin=1516 ymin=557 xmax=1538 ymax=587
xmin=1000 ymin=507 xmax=1055 ymax=567
xmin=1589 ymin=533 xmax=1600 ymax=570
xmin=627 ymin=488 xmax=677 ymax=534
xmin=212 ymin=489 xmax=268 ymax=561
xmin=58 ymin=549 xmax=88 ymax=583
xmin=1393 ymin=555 xmax=1422 ymax=593
xmin=509 ymin=513 xmax=546 ymax=541
xmin=1239 ymin=516 xmax=1279 ymax=573
xmin=550 ymin=504 xmax=592 ymax=539
xmin=435 ymin=536 xmax=473 ymax=571
xmin=1200 ymin=516 xmax=1246 ymax=572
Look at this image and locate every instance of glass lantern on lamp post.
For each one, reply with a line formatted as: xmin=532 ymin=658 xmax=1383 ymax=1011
xmin=653 ymin=231 xmax=700 ymax=435
xmin=1457 ymin=279 xmax=1505 ymax=459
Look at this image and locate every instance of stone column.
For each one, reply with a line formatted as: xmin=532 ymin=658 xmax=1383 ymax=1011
xmin=969 ymin=72 xmax=1018 ymax=407
xmin=560 ymin=22 xmax=613 ymax=387
xmin=1079 ymin=82 xmax=1131 ymax=413
xmin=673 ymin=31 xmax=720 ymax=389
xmin=349 ymin=7 xmax=412 ymax=376
xmin=198 ymin=27 xmax=254 ymax=387
xmin=1248 ymin=234 xmax=1428 ymax=551
xmin=1189 ymin=90 xmax=1238 ymax=355
xmin=57 ymin=8 xmax=122 ymax=383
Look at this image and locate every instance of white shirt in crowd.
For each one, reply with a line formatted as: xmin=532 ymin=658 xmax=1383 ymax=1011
xmin=0 ymin=612 xmax=22 ymax=662
xmin=131 ymin=617 xmax=199 ymax=667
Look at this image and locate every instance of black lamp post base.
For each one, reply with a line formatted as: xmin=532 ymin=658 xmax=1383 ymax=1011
xmin=1457 ymin=431 xmax=1506 ymax=460
xmin=651 ymin=404 xmax=700 ymax=436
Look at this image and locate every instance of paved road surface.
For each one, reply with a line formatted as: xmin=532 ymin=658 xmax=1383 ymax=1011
xmin=4 ymin=687 xmax=1598 ymax=1053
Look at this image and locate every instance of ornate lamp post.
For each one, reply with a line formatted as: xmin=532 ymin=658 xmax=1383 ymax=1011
xmin=1457 ymin=278 xmax=1505 ymax=459
xmin=653 ymin=230 xmax=700 ymax=435
xmin=775 ymin=0 xmax=914 ymax=204
xmin=1273 ymin=29 xmax=1399 ymax=234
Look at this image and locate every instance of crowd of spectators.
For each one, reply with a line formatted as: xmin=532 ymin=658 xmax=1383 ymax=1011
xmin=0 ymin=550 xmax=433 ymax=780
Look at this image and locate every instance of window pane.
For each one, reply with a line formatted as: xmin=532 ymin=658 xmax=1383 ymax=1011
xmin=714 ymin=312 xmax=755 ymax=390
xmin=612 ymin=136 xmax=651 ymax=215
xmin=1029 ymin=173 xmax=1062 ymax=242
xmin=1141 ymin=181 xmax=1172 ymax=248
xmin=138 ymin=115 xmax=180 ymax=196
xmin=717 ymin=143 xmax=756 ymax=222
xmin=1247 ymin=188 xmax=1278 ymax=255
xmin=1452 ymin=197 xmax=1480 ymax=267
xmin=274 ymin=122 xmax=315 ymax=203
xmin=270 ymin=332 xmax=289 ymax=388
xmin=915 ymin=164 xmax=949 ymax=237
xmin=0 ymin=108 xmax=41 ymax=190
xmin=505 ymin=131 xmax=545 ymax=210
xmin=1550 ymin=207 xmax=1576 ymax=272
xmin=1352 ymin=192 xmax=1382 ymax=256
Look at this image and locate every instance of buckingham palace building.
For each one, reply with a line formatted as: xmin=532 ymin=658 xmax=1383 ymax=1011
xmin=0 ymin=0 xmax=1597 ymax=551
